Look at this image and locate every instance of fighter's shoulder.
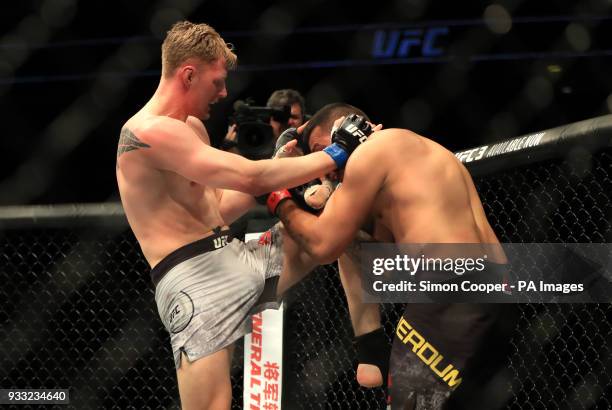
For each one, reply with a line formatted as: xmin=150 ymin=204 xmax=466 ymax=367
xmin=186 ymin=115 xmax=207 ymax=134
xmin=349 ymin=128 xmax=410 ymax=156
xmin=369 ymin=128 xmax=420 ymax=144
xmin=362 ymin=128 xmax=422 ymax=154
xmin=129 ymin=115 xmax=195 ymax=145
xmin=186 ymin=115 xmax=210 ymax=142
xmin=343 ymin=129 xmax=417 ymax=172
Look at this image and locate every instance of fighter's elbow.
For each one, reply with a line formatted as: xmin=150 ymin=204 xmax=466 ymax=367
xmin=245 ymin=177 xmax=271 ymax=196
xmin=240 ymin=162 xmax=267 ymax=195
xmin=312 ymin=242 xmax=343 ymax=265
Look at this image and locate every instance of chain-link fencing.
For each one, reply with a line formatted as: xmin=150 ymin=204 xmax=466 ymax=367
xmin=1 ymin=120 xmax=611 ymax=409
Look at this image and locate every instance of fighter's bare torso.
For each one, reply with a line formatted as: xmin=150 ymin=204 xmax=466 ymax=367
xmin=355 ymin=129 xmax=500 ymax=246
xmin=116 ymin=113 xmax=225 ymax=267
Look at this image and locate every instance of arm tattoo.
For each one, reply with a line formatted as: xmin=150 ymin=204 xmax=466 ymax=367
xmin=117 ymin=127 xmax=151 ymax=158
xmin=281 ymin=213 xmax=318 ymax=256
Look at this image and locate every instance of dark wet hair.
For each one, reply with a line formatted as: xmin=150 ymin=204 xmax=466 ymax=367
xmin=300 ymin=103 xmax=369 ymax=153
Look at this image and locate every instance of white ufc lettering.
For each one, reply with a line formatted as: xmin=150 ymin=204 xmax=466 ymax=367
xmin=213 ymin=235 xmax=228 ymax=249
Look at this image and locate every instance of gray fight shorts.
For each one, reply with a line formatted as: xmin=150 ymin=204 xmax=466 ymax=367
xmin=152 ymin=226 xmax=283 ymax=369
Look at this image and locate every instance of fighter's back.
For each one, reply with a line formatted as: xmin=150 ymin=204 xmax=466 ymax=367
xmin=116 ymin=112 xmax=225 ymax=267
xmin=366 ymin=129 xmax=500 ymax=246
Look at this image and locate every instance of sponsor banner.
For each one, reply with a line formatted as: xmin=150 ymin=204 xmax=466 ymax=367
xmin=360 ymin=243 xmax=612 ymax=303
xmin=244 ymin=232 xmax=284 ymax=410
xmin=223 ymin=16 xmax=612 ymax=67
xmin=455 ymin=132 xmax=546 ymax=163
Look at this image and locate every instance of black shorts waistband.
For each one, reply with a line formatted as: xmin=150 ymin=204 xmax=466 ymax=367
xmin=151 ymin=227 xmax=233 ymax=287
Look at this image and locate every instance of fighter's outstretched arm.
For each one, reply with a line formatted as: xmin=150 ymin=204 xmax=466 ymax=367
xmin=135 ymin=117 xmax=337 ymax=196
xmin=217 ymin=133 xmax=309 ymax=224
xmin=276 ymin=142 xmax=386 ymax=264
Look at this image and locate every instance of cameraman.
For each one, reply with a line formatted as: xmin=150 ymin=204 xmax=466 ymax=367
xmin=221 ymin=90 xmax=307 ymax=235
xmin=266 ymin=88 xmax=306 ymax=140
xmin=222 ymin=89 xmax=306 ymax=153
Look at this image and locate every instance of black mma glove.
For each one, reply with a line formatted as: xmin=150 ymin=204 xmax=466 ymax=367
xmin=273 ymin=127 xmax=300 ymax=158
xmin=289 ymin=179 xmax=328 ymax=214
xmin=322 ymin=114 xmax=373 ymax=168
xmin=255 ymin=127 xmax=304 ymax=208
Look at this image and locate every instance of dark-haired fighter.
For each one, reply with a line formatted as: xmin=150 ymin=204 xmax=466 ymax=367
xmin=270 ymin=103 xmax=514 ymax=408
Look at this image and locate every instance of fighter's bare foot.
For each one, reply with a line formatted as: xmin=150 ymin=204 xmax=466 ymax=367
xmin=356 ymin=363 xmax=383 ymax=388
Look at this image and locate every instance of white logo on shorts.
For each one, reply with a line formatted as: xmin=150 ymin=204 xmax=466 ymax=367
xmin=166 ymin=291 xmax=194 ymax=334
xmin=213 ymin=235 xmax=228 ymax=249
